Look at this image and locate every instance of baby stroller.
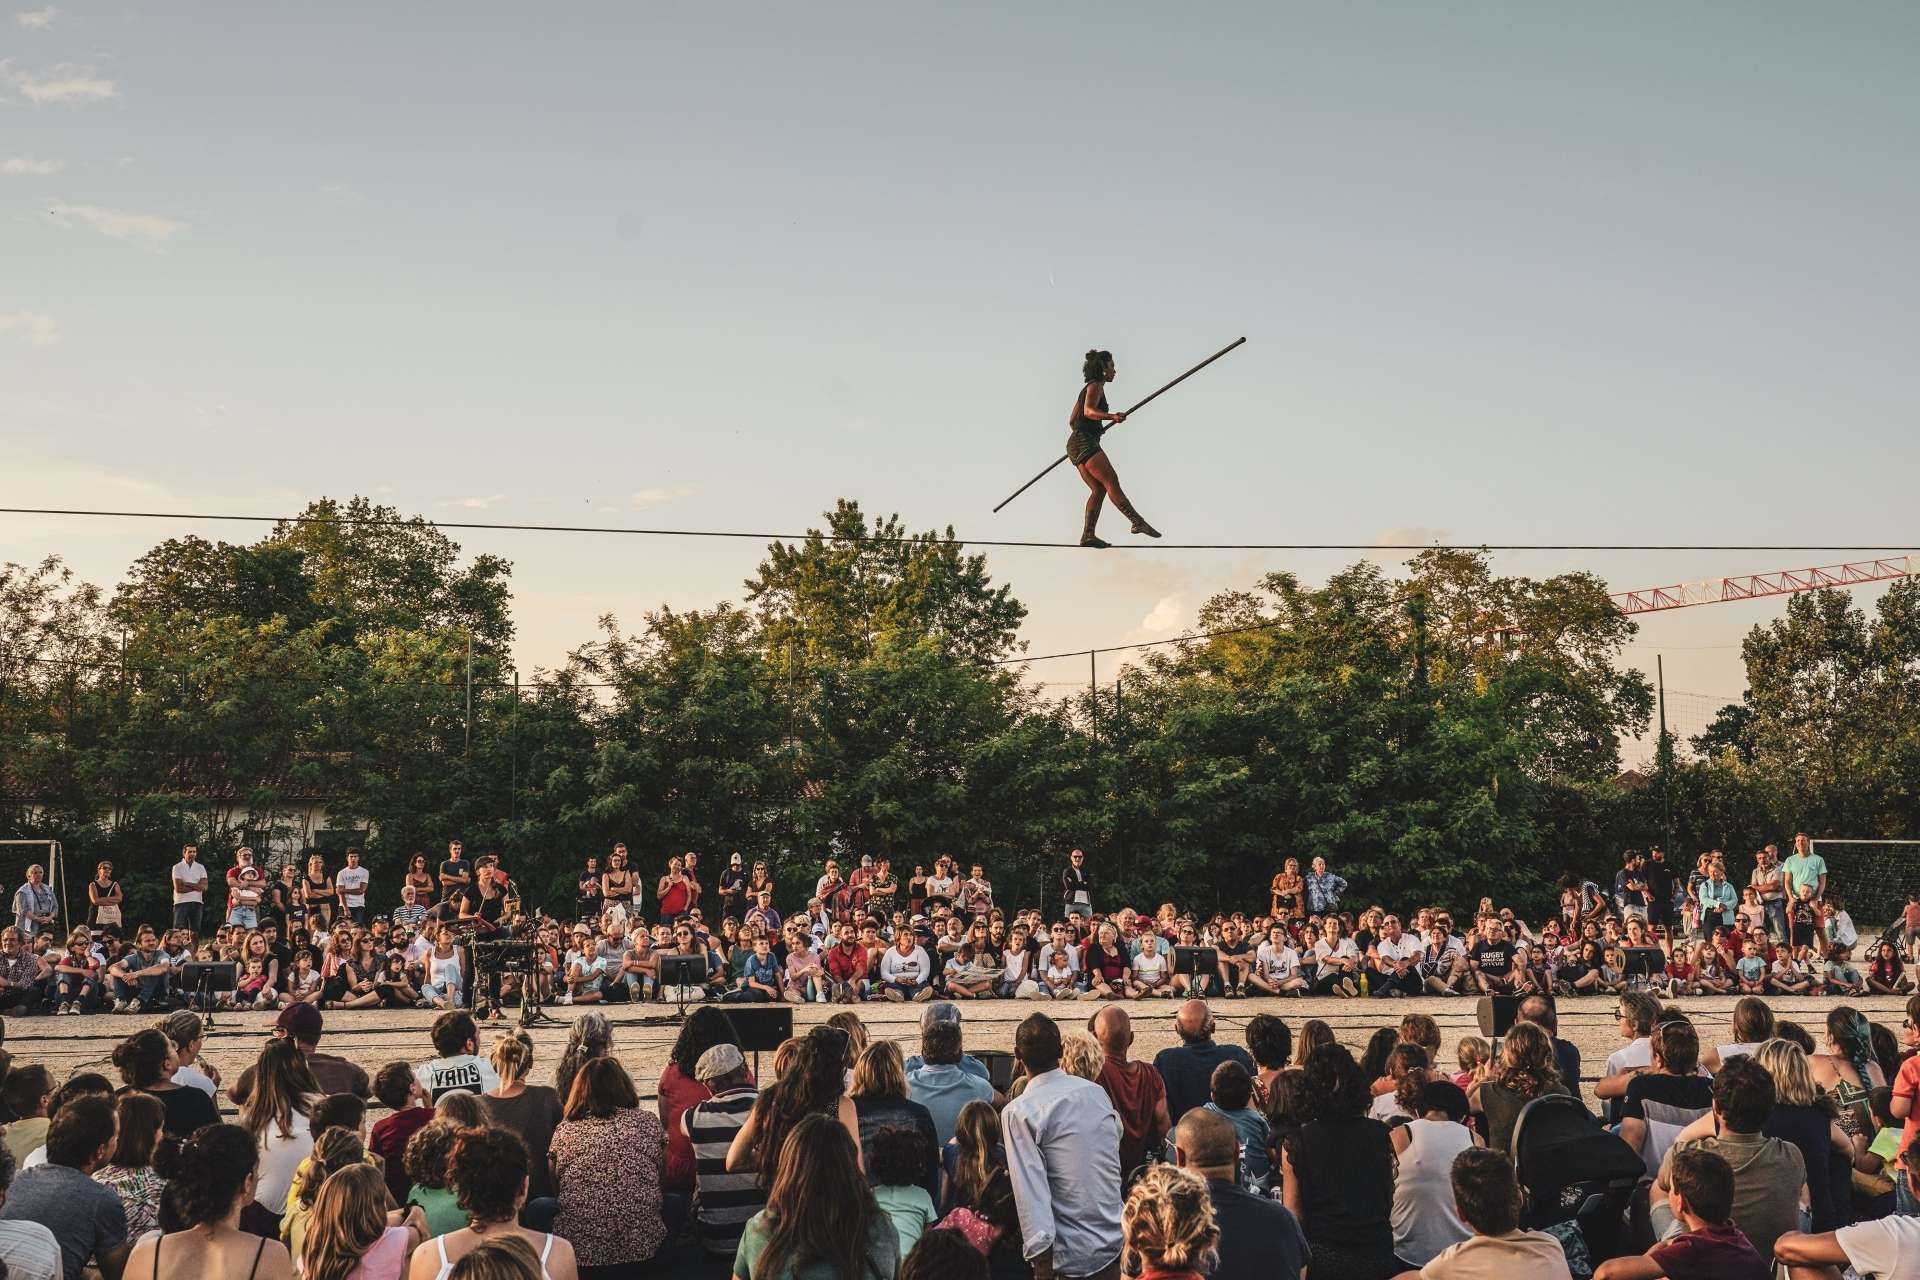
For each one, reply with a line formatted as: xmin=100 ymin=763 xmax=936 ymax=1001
xmin=1511 ymin=1093 xmax=1644 ymax=1265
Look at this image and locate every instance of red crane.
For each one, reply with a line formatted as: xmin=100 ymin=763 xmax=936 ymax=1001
xmin=1613 ymin=556 xmax=1914 ymax=616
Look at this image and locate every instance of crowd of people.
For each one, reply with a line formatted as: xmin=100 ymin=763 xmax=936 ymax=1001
xmin=2 ymin=835 xmax=1910 ymax=1018
xmin=4 ymin=982 xmax=1920 ymax=1280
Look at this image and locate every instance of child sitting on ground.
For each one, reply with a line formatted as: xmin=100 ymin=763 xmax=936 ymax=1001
xmin=1041 ymin=947 xmax=1078 ymax=999
xmin=1735 ymin=940 xmax=1768 ymax=995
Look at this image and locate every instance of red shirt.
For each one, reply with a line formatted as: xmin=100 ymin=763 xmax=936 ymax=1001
xmin=370 ymin=1106 xmax=433 ymax=1207
xmin=825 ymin=943 xmax=867 ymax=982
xmin=1894 ymin=1054 xmax=1920 ymax=1169
xmin=1097 ymin=1056 xmax=1167 ymax=1173
xmin=657 ymin=1062 xmax=709 ymax=1190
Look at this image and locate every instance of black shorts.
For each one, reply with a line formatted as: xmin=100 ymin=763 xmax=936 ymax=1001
xmin=1066 ymin=429 xmax=1105 ymax=466
xmin=1791 ymin=922 xmax=1817 ymax=949
xmin=1645 ymin=897 xmax=1671 ymax=926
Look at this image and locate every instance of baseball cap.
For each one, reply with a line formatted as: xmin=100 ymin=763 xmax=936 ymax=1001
xmin=694 ymin=1043 xmax=746 ymax=1082
xmin=277 ymin=1003 xmax=323 ymax=1042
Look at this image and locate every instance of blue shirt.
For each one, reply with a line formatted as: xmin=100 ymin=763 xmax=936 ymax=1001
xmin=1207 ymin=1176 xmax=1306 ymax=1280
xmin=740 ymin=952 xmax=780 ymax=991
xmin=1698 ymin=878 xmax=1738 ymax=927
xmin=1203 ymin=1102 xmax=1272 ymax=1181
xmin=1153 ymin=1040 xmax=1256 ymax=1123
xmin=902 ymin=1051 xmax=989 ymax=1082
xmin=906 ymin=1063 xmax=995 ymax=1146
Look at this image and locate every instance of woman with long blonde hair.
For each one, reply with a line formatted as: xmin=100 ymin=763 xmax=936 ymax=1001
xmin=1122 ymin=1165 xmax=1219 ymax=1280
xmin=303 ymin=1163 xmax=425 ymax=1280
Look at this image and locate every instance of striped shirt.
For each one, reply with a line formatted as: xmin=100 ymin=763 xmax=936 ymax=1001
xmin=685 ymin=1086 xmax=764 ymax=1256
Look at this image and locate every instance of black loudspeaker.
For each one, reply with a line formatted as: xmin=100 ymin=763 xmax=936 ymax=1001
xmin=723 ymin=1004 xmax=793 ymax=1052
xmin=976 ymin=1050 xmax=1018 ymax=1094
xmin=181 ymin=961 xmax=237 ymax=992
xmin=1172 ymin=946 xmax=1217 ymax=977
xmin=1476 ymin=994 xmax=1523 ymax=1037
xmin=1624 ymin=947 xmax=1666 ymax=981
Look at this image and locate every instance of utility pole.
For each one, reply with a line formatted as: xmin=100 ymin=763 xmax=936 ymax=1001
xmin=1656 ymin=654 xmax=1672 ymax=849
xmin=464 ymin=632 xmax=474 ymax=759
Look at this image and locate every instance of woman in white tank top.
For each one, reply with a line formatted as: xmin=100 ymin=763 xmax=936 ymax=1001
xmin=1388 ymin=1081 xmax=1482 ymax=1267
xmin=406 ymin=1128 xmax=578 ymax=1280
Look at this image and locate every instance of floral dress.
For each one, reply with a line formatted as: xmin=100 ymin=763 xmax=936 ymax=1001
xmin=549 ymin=1106 xmax=666 ymax=1266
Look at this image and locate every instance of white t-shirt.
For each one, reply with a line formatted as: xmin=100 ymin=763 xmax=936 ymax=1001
xmin=172 ymin=1062 xmax=217 ymax=1096
xmin=414 ymin=1053 xmax=501 ymax=1102
xmin=254 ymin=1108 xmax=313 ymax=1215
xmin=878 ymin=945 xmax=930 ymax=986
xmin=336 ymin=865 xmax=371 ymax=907
xmin=1376 ymin=935 xmax=1424 ymax=967
xmin=1313 ymin=937 xmax=1359 ymax=965
xmin=1837 ymin=1213 xmax=1920 ymax=1280
xmin=1604 ymin=1037 xmax=1653 ymax=1078
xmin=171 ymin=859 xmax=209 ymax=904
xmin=1256 ymin=942 xmax=1301 ymax=982
xmin=1131 ymin=950 xmax=1167 ymax=983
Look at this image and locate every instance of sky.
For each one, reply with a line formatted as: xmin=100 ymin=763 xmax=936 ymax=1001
xmin=4 ymin=3 xmax=1918 ymax=762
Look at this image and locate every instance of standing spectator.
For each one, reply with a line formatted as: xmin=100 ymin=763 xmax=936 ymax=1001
xmin=1118 ymin=1165 xmax=1219 ymax=1280
xmin=438 ymin=841 xmax=473 ymax=909
xmin=1280 ymin=1045 xmax=1395 ymax=1280
xmin=402 ymin=854 xmax=436 ymax=911
xmin=908 ymin=1020 xmax=995 ymax=1147
xmin=716 ymin=853 xmax=748 ymax=923
xmin=1696 ymin=861 xmax=1737 ymax=936
xmin=657 ymin=856 xmax=695 ymax=925
xmin=1783 ymin=833 xmax=1827 ymax=902
xmin=1061 ymin=849 xmax=1093 ymax=919
xmin=301 ymin=854 xmax=336 ymax=931
xmin=658 ymin=1007 xmax=744 ymax=1196
xmin=226 ymin=848 xmax=265 ymax=929
xmin=732 ymin=1115 xmax=898 ymax=1280
xmin=1750 ymin=847 xmax=1787 ymax=943
xmin=1412 ymin=1148 xmax=1572 ymax=1280
xmin=957 ymin=865 xmax=994 ymax=922
xmin=87 ymin=860 xmax=124 ymax=932
xmin=1153 ymin=1000 xmax=1255 ymax=1124
xmin=1172 ymin=1108 xmax=1305 ymax=1280
xmin=335 ymin=850 xmax=372 ymax=927
xmin=170 ymin=844 xmax=210 ymax=936
xmin=0 ymin=1094 xmax=130 ymax=1280
xmin=124 ymin=1124 xmax=295 ymax=1280
xmin=1002 ymin=1013 xmax=1123 ymax=1280
xmin=410 ymin=1127 xmax=576 ymax=1280
xmin=550 ymin=1058 xmax=666 ymax=1274
xmin=1270 ymin=858 xmax=1305 ymax=921
xmin=1652 ymin=1056 xmax=1805 ymax=1261
xmin=683 ymin=1045 xmax=764 ymax=1261
xmin=1303 ymin=857 xmax=1346 ymax=916
xmin=480 ymin=1031 xmax=562 ymax=1202
xmin=1093 ymin=1006 xmax=1170 ymax=1176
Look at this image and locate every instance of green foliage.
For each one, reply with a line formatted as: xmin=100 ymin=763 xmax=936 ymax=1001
xmin=7 ymin=495 xmax=1907 ymax=924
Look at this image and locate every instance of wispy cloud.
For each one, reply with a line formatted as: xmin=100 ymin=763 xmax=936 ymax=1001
xmin=15 ymin=7 xmax=57 ymax=30
xmin=0 ymin=310 xmax=60 ymax=345
xmin=2 ymin=156 xmax=63 ymax=176
xmin=1138 ymin=594 xmax=1187 ymax=636
xmin=46 ymin=201 xmax=187 ymax=243
xmin=451 ymin=494 xmax=508 ymax=510
xmin=7 ymin=62 xmax=115 ymax=103
xmin=632 ymin=484 xmax=700 ymax=509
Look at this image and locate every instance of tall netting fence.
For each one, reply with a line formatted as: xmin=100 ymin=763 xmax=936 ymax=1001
xmin=1810 ymin=839 xmax=1919 ymax=939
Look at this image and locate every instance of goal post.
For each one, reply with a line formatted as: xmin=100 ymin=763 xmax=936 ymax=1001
xmin=1807 ymin=839 xmax=1919 ymax=934
xmin=0 ymin=839 xmax=66 ymax=936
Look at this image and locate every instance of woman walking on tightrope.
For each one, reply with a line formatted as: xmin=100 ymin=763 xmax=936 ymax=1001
xmin=1069 ymin=349 xmax=1159 ymax=547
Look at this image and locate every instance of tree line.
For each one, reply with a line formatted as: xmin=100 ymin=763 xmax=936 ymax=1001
xmin=3 ymin=495 xmax=1914 ymax=927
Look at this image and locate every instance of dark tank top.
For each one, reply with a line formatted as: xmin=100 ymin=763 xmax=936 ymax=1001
xmin=1069 ymin=382 xmax=1107 ymax=431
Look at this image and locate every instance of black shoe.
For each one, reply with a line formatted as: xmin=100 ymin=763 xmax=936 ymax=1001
xmin=1129 ymin=519 xmax=1161 ymax=538
xmin=1080 ymin=535 xmax=1111 ymax=549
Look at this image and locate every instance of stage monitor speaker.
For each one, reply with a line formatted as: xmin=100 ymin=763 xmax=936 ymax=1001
xmin=723 ymin=1004 xmax=794 ymax=1053
xmin=1476 ymin=994 xmax=1523 ymax=1038
xmin=181 ymin=961 xmax=237 ymax=992
xmin=1624 ymin=947 xmax=1666 ymax=982
xmin=1172 ymin=945 xmax=1217 ymax=977
xmin=976 ymin=1050 xmax=1018 ymax=1094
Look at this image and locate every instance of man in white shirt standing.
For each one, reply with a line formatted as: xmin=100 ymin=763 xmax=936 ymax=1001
xmin=170 ymin=844 xmax=209 ymax=937
xmin=335 ymin=848 xmax=372 ymax=926
xmin=1003 ymin=1012 xmax=1123 ymax=1280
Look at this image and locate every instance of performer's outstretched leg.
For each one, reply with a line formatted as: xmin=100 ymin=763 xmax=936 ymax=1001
xmin=1084 ymin=452 xmax=1160 ymax=539
xmin=1078 ymin=466 xmax=1110 ymax=548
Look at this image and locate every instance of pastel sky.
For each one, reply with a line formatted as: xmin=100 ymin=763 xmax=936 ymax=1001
xmin=5 ymin=3 xmax=1918 ymax=760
